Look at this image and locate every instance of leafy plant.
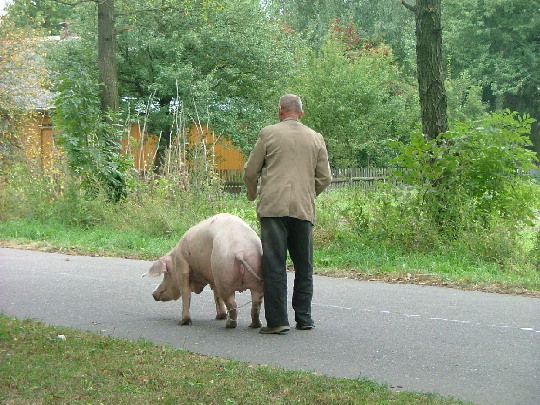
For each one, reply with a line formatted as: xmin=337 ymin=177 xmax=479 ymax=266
xmin=293 ymin=32 xmax=419 ymax=168
xmin=53 ymin=69 xmax=131 ymax=201
xmin=393 ymin=110 xmax=539 ymax=234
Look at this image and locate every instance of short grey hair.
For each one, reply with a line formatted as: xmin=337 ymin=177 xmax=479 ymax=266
xmin=279 ymin=94 xmax=303 ymax=114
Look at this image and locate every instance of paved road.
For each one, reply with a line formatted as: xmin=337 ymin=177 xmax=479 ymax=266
xmin=1 ymin=247 xmax=538 ymax=404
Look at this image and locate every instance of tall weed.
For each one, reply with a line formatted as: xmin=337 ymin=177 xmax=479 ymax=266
xmin=2 ymin=158 xmax=539 ymax=276
xmin=0 ymin=165 xmax=58 ymax=221
xmin=323 ymin=185 xmax=539 ymax=272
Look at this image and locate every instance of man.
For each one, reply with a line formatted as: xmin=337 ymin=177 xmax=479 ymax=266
xmin=243 ymin=94 xmax=332 ymax=334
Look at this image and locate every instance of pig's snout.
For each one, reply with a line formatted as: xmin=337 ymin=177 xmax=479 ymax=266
xmin=152 ymin=287 xmax=176 ymax=302
xmin=152 ymin=290 xmax=169 ymax=301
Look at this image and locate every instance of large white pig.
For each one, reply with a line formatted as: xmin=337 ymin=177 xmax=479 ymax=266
xmin=145 ymin=213 xmax=263 ymax=329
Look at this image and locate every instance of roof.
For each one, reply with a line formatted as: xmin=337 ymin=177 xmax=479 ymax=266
xmin=0 ymin=35 xmax=61 ymax=112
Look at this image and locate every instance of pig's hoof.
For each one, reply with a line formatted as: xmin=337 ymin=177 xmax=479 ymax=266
xmin=216 ymin=313 xmax=227 ymax=320
xmin=226 ymin=319 xmax=237 ymax=329
xmin=179 ymin=318 xmax=192 ymax=325
xmin=249 ymin=320 xmax=262 ymax=329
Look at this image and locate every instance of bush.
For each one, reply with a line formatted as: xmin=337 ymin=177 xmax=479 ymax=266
xmin=393 ymin=110 xmax=539 ymax=234
xmin=531 ymin=230 xmax=540 ymax=270
xmin=0 ymin=165 xmax=57 ymax=221
xmin=53 ymin=69 xmax=130 ymax=202
xmin=324 ymin=183 xmax=539 ymax=272
xmin=2 ymin=154 xmax=538 ymax=274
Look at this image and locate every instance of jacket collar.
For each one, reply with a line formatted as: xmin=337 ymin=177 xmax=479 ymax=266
xmin=282 ymin=116 xmax=300 ymax=123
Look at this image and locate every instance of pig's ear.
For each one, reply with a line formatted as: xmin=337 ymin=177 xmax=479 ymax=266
xmin=163 ymin=256 xmax=173 ymax=273
xmin=146 ymin=257 xmax=168 ymax=277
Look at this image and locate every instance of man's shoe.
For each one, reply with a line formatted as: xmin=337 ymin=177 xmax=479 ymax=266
xmin=259 ymin=325 xmax=290 ymax=334
xmin=296 ymin=323 xmax=314 ymax=330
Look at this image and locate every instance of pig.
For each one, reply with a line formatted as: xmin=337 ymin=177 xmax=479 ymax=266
xmin=145 ymin=213 xmax=264 ymax=329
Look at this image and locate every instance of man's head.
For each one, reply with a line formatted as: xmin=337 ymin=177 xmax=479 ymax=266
xmin=279 ymin=94 xmax=304 ymax=121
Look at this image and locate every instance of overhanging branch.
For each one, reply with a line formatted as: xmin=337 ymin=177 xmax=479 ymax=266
xmin=399 ymin=0 xmax=416 ymax=12
xmin=51 ymin=0 xmax=100 ymax=5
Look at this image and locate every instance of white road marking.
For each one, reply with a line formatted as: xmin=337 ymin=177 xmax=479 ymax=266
xmin=313 ymin=302 xmax=539 ymax=334
xmin=312 ymin=302 xmax=352 ymax=310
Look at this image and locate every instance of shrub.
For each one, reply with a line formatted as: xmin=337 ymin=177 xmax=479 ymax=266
xmin=53 ymin=70 xmax=131 ymax=202
xmin=393 ymin=110 xmax=539 ymax=235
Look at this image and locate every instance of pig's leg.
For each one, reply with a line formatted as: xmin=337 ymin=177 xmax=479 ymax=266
xmin=249 ymin=289 xmax=263 ymax=328
xmin=179 ymin=294 xmax=192 ymax=325
xmin=178 ymin=259 xmax=192 ymax=325
xmin=212 ymin=288 xmax=227 ymax=320
xmin=221 ymin=292 xmax=238 ymax=329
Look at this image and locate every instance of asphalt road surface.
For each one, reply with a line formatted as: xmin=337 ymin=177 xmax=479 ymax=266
xmin=1 ymin=247 xmax=539 ymax=404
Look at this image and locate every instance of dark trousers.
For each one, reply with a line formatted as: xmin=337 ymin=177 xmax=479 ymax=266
xmin=260 ymin=216 xmax=314 ymax=327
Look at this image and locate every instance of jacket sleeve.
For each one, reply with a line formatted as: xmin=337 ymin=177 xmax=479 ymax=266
xmin=315 ymin=139 xmax=332 ymax=196
xmin=243 ymin=134 xmax=266 ymax=201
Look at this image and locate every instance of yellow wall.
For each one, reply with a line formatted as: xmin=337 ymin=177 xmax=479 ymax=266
xmin=24 ymin=116 xmax=245 ymax=173
xmin=121 ymin=124 xmax=159 ymax=171
xmin=187 ymin=124 xmax=245 ymax=171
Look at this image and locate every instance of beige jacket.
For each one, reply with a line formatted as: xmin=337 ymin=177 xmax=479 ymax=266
xmin=243 ymin=117 xmax=332 ymax=224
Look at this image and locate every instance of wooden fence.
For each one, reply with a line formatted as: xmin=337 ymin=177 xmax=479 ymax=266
xmin=328 ymin=167 xmax=395 ymax=190
xmin=217 ymin=167 xmax=395 ymax=193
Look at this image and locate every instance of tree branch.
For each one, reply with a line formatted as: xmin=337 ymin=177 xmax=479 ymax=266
xmin=399 ymin=0 xmax=416 ymax=12
xmin=114 ymin=6 xmax=179 ymax=18
xmin=51 ymin=0 xmax=99 ymax=6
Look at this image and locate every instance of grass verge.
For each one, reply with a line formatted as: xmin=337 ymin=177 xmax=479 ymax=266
xmin=0 ymin=314 xmax=469 ymax=405
xmin=1 ymin=216 xmax=538 ymax=296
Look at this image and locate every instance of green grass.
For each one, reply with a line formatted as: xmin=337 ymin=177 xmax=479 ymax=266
xmin=0 ymin=177 xmax=536 ymax=404
xmin=1 ymin=214 xmax=538 ymax=294
xmin=0 ymin=314 xmax=469 ymax=405
xmin=0 ymin=218 xmax=174 ymax=259
xmin=1 ymin=177 xmax=538 ymax=294
xmin=314 ymin=235 xmax=540 ymax=293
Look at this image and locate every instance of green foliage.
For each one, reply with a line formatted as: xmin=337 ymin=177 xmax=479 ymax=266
xmin=337 ymin=185 xmax=443 ymax=253
xmin=293 ymin=34 xmax=419 ymax=167
xmin=270 ymin=0 xmax=416 ymax=68
xmin=53 ymin=68 xmax=131 ymax=201
xmin=443 ymin=0 xmax=539 ymax=99
xmin=52 ymin=184 xmax=112 ymax=229
xmin=0 ymin=164 xmax=57 ymax=222
xmin=4 ymin=0 xmax=76 ymax=35
xmin=532 ymin=230 xmax=540 ymax=271
xmin=1 ymin=162 xmax=111 ymax=229
xmin=315 ymin=185 xmax=539 ymax=282
xmin=393 ymin=111 xmax=539 ymax=235
xmin=445 ymin=72 xmax=488 ymax=123
xmin=114 ymin=0 xmax=296 ymax=153
xmin=443 ymin=0 xmax=540 ymax=154
xmin=1 ymin=164 xmax=539 ymax=289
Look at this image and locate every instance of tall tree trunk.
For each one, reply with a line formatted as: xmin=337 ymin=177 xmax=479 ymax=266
xmin=97 ymin=0 xmax=118 ymax=113
xmin=400 ymin=0 xmax=447 ymax=139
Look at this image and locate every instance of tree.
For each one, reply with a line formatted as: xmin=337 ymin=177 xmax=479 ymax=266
xmin=3 ymin=0 xmax=75 ymax=34
xmin=399 ymin=0 xmax=447 ymax=139
xmin=443 ymin=0 xmax=540 ymax=158
xmin=97 ymin=0 xmax=118 ymax=113
xmin=263 ymin=0 xmax=417 ymax=71
xmin=292 ymin=24 xmax=419 ymax=168
xmin=262 ymin=0 xmax=345 ymax=47
xmin=39 ymin=0 xmax=299 ymax=187
xmin=115 ymin=0 xmax=297 ymax=152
